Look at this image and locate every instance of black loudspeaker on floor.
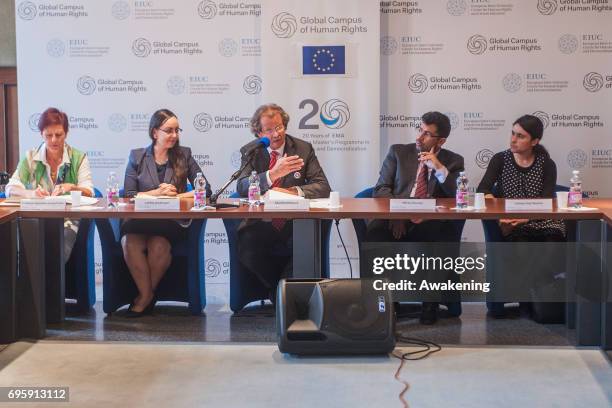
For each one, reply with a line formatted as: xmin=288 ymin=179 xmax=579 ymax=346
xmin=276 ymin=278 xmax=396 ymax=355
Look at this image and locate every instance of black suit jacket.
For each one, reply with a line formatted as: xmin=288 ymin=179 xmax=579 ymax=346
xmin=123 ymin=144 xmax=211 ymax=198
xmin=236 ymin=134 xmax=331 ymax=199
xmin=373 ymin=143 xmax=464 ymax=199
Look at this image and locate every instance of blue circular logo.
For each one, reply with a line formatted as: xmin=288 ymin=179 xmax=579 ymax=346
xmin=320 ymin=99 xmax=350 ymax=129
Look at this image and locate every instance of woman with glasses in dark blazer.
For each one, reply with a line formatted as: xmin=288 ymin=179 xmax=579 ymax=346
xmin=121 ymin=108 xmax=212 ymax=317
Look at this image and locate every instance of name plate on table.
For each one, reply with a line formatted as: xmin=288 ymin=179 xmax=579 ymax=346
xmin=264 ymin=199 xmax=310 ymax=211
xmin=20 ymin=198 xmax=66 ymax=210
xmin=135 ymin=197 xmax=180 ymax=211
xmin=505 ymin=199 xmax=552 ymax=211
xmin=390 ymin=199 xmax=436 ymax=211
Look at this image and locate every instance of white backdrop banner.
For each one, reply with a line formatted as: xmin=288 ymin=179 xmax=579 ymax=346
xmin=260 ymin=0 xmax=380 ymax=278
xmin=14 ymin=0 xmax=379 ymax=304
xmin=380 ymin=0 xmax=612 ymax=241
xmin=15 ymin=1 xmax=612 ymax=304
xmin=15 ymin=0 xmax=265 ymax=304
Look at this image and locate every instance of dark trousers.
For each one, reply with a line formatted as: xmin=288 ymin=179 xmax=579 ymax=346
xmin=366 ymin=219 xmax=458 ymax=243
xmin=238 ymin=220 xmax=293 ymax=291
xmin=366 ymin=219 xmax=461 ymax=308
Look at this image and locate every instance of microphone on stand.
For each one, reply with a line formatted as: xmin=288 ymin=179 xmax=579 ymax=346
xmin=208 ymin=137 xmax=270 ymax=208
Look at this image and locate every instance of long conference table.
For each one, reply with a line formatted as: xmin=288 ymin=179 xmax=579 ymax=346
xmin=1 ymin=197 xmax=610 ymax=350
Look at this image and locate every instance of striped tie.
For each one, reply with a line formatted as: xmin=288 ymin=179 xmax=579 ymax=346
xmin=414 ymin=163 xmax=429 ymax=199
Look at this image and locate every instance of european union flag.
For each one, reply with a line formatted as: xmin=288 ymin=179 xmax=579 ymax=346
xmin=302 ymin=46 xmax=346 ymax=75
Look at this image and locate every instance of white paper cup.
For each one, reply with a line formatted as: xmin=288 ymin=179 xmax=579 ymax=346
xmin=556 ymin=191 xmax=568 ymax=209
xmin=329 ymin=191 xmax=340 ymax=208
xmin=71 ymin=190 xmax=82 ymax=207
xmin=474 ymin=193 xmax=486 ymax=210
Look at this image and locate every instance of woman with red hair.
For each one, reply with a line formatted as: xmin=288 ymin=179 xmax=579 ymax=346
xmin=6 ymin=107 xmax=94 ymax=259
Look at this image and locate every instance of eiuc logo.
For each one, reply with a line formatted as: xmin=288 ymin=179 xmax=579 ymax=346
xmin=467 ymin=34 xmax=487 ymax=55
xmin=205 ymin=258 xmax=222 ymax=278
xmin=583 ymin=72 xmax=604 ymax=92
xmin=532 ymin=111 xmax=550 ymax=129
xmin=132 ymin=38 xmax=152 ymax=57
xmin=502 ymin=73 xmax=522 ymax=93
xmin=319 ymin=99 xmax=350 ymax=129
xmin=243 ymin=75 xmax=262 ymax=95
xmin=271 ymin=12 xmax=297 ymax=39
xmin=231 ymin=151 xmax=242 ymax=169
xmin=408 ymin=73 xmax=428 ymax=93
xmin=567 ymin=149 xmax=588 ymax=169
xmin=476 ymin=149 xmax=494 ymax=169
xmin=76 ymin=76 xmax=96 ymax=95
xmin=380 ymin=36 xmax=398 ymax=56
xmin=108 ymin=113 xmax=127 ymax=132
xmin=218 ymin=38 xmax=238 ymax=57
xmin=28 ymin=113 xmax=41 ymax=132
xmin=167 ymin=76 xmax=186 ymax=95
xmin=111 ymin=1 xmax=130 ymax=20
xmin=193 ymin=113 xmax=214 ymax=132
xmin=198 ymin=0 xmax=217 ymax=19
xmin=447 ymin=0 xmax=467 ymax=16
xmin=558 ymin=34 xmax=578 ymax=54
xmin=445 ymin=112 xmax=460 ymax=130
xmin=17 ymin=1 xmax=37 ymax=20
xmin=537 ymin=0 xmax=557 ymax=15
xmin=47 ymin=39 xmax=65 ymax=58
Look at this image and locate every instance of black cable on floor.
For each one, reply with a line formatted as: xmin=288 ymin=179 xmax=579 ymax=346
xmin=334 ymin=219 xmax=353 ymax=278
xmin=391 ymin=334 xmax=442 ymax=408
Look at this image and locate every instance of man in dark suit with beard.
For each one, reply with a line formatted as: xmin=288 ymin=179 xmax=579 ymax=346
xmin=236 ymin=103 xmax=331 ymax=300
xmin=367 ymin=111 xmax=465 ymax=324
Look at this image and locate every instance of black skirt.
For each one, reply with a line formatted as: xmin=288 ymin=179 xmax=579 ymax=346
xmin=120 ymin=219 xmax=189 ymax=242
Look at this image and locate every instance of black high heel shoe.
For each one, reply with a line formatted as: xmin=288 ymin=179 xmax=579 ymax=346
xmin=125 ymin=296 xmax=156 ymax=318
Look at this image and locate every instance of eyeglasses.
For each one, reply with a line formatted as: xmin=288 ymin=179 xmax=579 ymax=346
xmin=416 ymin=125 xmax=440 ymax=139
xmin=260 ymin=125 xmax=285 ymax=137
xmin=159 ymin=127 xmax=182 ymax=135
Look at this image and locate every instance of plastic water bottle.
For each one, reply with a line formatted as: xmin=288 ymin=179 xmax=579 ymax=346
xmin=193 ymin=172 xmax=207 ymax=209
xmin=106 ymin=171 xmax=119 ymax=207
xmin=247 ymin=171 xmax=261 ymax=204
xmin=456 ymin=171 xmax=469 ymax=209
xmin=568 ymin=170 xmax=583 ymax=209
